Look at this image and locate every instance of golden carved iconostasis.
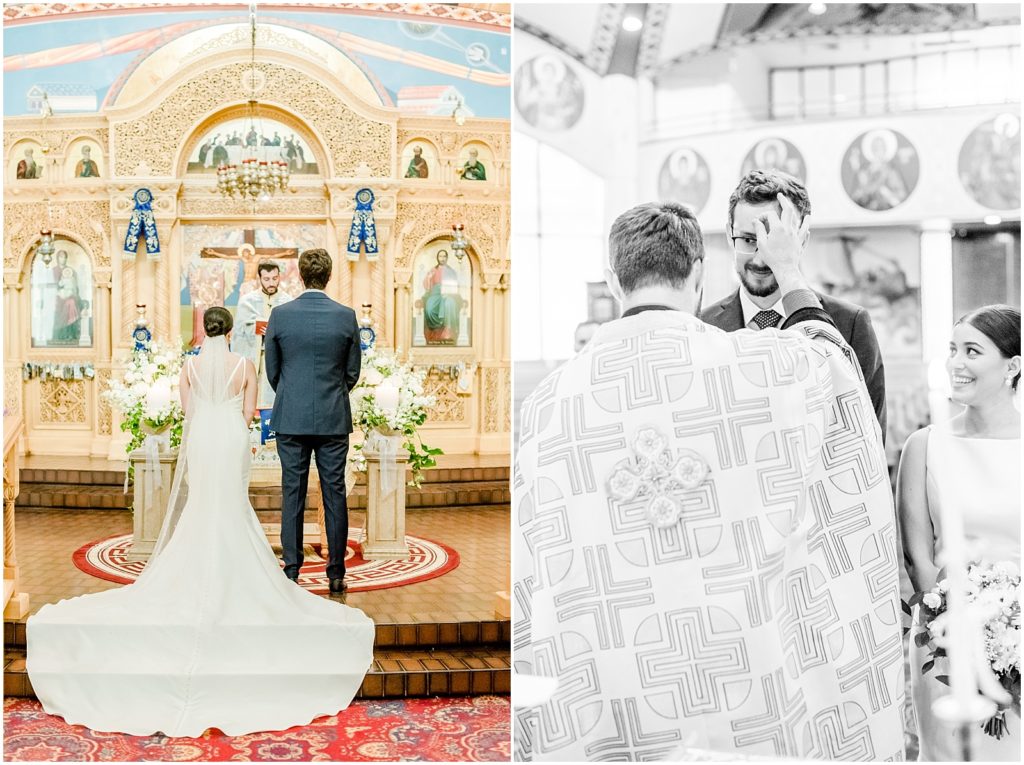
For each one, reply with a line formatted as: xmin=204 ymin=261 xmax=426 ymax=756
xmin=4 ymin=9 xmax=511 ymax=458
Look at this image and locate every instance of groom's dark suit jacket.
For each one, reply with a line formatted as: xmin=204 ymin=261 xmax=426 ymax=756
xmin=700 ymin=289 xmax=887 ymax=442
xmin=264 ymin=291 xmax=361 ymax=435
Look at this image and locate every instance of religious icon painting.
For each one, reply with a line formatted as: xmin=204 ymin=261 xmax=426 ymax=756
xmin=657 ymin=147 xmax=711 ymax=214
xmin=515 ymin=53 xmax=585 ymax=132
xmin=958 ymin=113 xmax=1021 ymax=210
xmin=179 ymin=224 xmax=324 ymax=349
xmin=458 ymin=142 xmax=491 ymax=181
xmin=401 ymin=140 xmax=436 ymax=179
xmin=412 ymin=239 xmax=473 ymax=347
xmin=9 ymin=139 xmax=44 ymax=182
xmin=841 ymin=128 xmax=920 ymax=212
xmin=740 ymin=136 xmax=806 ymax=182
xmin=30 ymin=238 xmax=94 ymax=349
xmin=66 ymin=138 xmax=102 ymax=180
xmin=186 ymin=117 xmax=319 ymax=175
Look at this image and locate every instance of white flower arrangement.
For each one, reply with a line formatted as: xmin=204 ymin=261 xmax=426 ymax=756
xmin=909 ymin=559 xmax=1021 ymax=739
xmin=103 ymin=340 xmax=186 ymax=465
xmin=350 ymin=348 xmax=442 ymax=487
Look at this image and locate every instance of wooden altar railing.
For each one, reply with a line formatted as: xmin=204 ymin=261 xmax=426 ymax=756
xmin=4 ymin=415 xmax=30 ymax=619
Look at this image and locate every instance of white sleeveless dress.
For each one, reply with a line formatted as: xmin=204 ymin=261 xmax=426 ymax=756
xmin=910 ymin=425 xmax=1021 ymax=761
xmin=27 ymin=356 xmax=375 ymax=736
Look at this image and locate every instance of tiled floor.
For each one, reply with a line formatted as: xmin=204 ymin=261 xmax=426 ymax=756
xmin=11 ymin=505 xmax=510 ymax=625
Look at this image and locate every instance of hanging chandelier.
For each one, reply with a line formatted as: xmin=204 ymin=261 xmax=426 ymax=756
xmin=450 ymin=222 xmax=469 ymax=261
xmin=35 ymin=199 xmax=55 ymax=265
xmin=216 ymin=3 xmax=289 ymax=201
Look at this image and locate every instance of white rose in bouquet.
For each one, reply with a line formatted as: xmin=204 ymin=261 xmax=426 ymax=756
xmin=364 ymin=367 xmax=384 ymax=386
xmin=922 ymin=592 xmax=942 ymax=610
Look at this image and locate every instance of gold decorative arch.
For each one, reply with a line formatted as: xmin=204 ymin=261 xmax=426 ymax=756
xmin=113 ymin=61 xmax=393 ymax=177
xmin=4 ymin=200 xmax=110 ymax=273
xmin=175 ymin=102 xmax=331 ymax=179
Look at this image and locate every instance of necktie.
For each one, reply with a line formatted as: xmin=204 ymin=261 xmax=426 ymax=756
xmin=752 ymin=309 xmax=782 ymax=330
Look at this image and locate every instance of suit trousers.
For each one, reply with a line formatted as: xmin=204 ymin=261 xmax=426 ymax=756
xmin=276 ymin=433 xmax=350 ymax=581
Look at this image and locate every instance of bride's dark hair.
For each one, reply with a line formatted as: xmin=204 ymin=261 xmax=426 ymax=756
xmin=957 ymin=304 xmax=1021 ymax=390
xmin=203 ymin=306 xmax=234 ymax=337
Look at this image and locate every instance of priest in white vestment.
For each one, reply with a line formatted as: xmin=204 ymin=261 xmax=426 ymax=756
xmin=513 ymin=199 xmax=903 ymax=761
xmin=231 ymin=260 xmax=293 ymax=409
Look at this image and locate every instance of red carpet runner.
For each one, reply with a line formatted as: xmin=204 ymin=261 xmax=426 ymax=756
xmin=73 ymin=532 xmax=459 ymax=594
xmin=3 ymin=696 xmax=510 ymax=762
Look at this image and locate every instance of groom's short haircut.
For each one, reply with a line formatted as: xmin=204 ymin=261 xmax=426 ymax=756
xmin=256 ymin=259 xmax=280 ymax=277
xmin=728 ymin=169 xmax=811 ymax=231
xmin=608 ymin=202 xmax=704 ymax=293
xmin=298 ymin=248 xmax=332 ymax=290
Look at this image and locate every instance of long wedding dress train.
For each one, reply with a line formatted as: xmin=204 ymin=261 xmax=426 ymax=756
xmin=27 ymin=339 xmax=375 ymax=736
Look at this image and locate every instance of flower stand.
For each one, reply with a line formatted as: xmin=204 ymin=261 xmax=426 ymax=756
xmin=126 ymin=446 xmax=178 ymax=561
xmin=361 ymin=433 xmax=410 ymax=560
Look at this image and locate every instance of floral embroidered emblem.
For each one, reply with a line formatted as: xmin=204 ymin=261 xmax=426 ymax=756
xmin=607 ymin=426 xmax=711 ymax=528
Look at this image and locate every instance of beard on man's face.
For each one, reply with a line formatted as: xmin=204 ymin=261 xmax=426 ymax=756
xmin=262 ymin=283 xmax=278 ymax=295
xmin=739 ymin=265 xmax=779 ymax=298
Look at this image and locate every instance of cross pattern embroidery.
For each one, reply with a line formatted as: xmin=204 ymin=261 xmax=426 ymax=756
xmin=607 ymin=427 xmax=711 ymax=528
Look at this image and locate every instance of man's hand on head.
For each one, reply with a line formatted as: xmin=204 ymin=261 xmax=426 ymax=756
xmin=752 ymin=193 xmax=810 ymax=293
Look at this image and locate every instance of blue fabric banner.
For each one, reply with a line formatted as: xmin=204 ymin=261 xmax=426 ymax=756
xmin=346 ymin=188 xmax=379 ymax=261
xmin=122 ymin=188 xmax=160 ymax=261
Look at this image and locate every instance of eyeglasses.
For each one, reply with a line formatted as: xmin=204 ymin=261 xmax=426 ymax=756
xmin=730 ymin=235 xmax=758 ymax=255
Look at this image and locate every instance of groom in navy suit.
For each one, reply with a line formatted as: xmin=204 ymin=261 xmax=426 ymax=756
xmin=264 ymin=248 xmax=361 ymax=593
xmin=700 ymin=170 xmax=887 ymax=440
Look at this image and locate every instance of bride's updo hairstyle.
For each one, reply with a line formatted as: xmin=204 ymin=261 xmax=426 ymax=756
xmin=957 ymin=304 xmax=1021 ymax=390
xmin=203 ymin=306 xmax=234 ymax=338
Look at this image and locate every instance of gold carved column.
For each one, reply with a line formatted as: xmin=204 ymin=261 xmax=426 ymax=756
xmin=3 ymin=416 xmax=29 ymax=619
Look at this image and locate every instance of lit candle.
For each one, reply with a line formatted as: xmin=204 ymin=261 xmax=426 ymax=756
xmin=375 ymin=380 xmax=400 ymax=414
xmin=932 ymin=497 xmax=996 ymax=735
xmin=942 ymin=504 xmax=975 ymax=709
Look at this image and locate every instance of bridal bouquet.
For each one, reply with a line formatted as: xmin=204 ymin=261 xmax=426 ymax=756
xmin=350 ymin=348 xmax=442 ymax=487
xmin=911 ymin=560 xmax=1021 ymax=738
xmin=103 ymin=339 xmax=186 ymax=459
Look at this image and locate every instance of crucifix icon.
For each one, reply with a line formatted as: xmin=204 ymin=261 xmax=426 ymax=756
xmin=200 ymin=228 xmax=298 ymax=283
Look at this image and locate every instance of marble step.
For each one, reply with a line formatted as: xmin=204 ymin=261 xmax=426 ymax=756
xmin=15 ymin=480 xmax=510 ymax=514
xmin=4 ymin=645 xmax=510 ymax=701
xmin=5 ymin=616 xmax=510 ymax=652
xmin=19 ymin=463 xmax=509 ymax=487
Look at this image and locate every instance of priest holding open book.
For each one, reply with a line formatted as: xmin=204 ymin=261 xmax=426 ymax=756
xmin=232 ymin=260 xmax=294 ymax=425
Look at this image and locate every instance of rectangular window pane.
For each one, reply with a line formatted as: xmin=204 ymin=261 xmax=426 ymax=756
xmin=863 ymin=63 xmax=885 ymax=114
xmin=888 ymin=58 xmax=915 ymax=111
xmin=1007 ymin=46 xmax=1020 ymax=105
xmin=802 ymin=68 xmax=831 ymax=117
xmin=771 ymin=69 xmax=800 ymax=120
xmin=833 ymin=65 xmax=862 ymax=117
xmin=945 ymin=50 xmax=976 ymax=108
xmin=915 ymin=52 xmax=946 ymax=109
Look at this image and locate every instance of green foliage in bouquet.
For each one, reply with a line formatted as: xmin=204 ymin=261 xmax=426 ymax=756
xmin=350 ymin=349 xmax=444 ymax=488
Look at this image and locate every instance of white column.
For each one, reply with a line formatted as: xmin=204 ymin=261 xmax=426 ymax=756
xmin=920 ymin=219 xmax=954 ymax=424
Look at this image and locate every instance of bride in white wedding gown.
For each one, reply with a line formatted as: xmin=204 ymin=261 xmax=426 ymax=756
xmin=27 ymin=310 xmax=375 ymax=737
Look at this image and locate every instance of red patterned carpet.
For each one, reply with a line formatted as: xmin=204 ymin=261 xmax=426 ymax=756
xmin=3 ymin=696 xmax=510 ymax=762
xmin=73 ymin=532 xmax=459 ymax=594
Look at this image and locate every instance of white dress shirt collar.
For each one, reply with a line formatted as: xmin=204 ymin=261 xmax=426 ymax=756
xmin=739 ymin=288 xmax=787 ymax=329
